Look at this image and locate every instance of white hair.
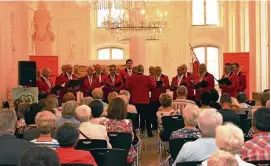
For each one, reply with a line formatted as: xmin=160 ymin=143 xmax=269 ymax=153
xmin=61 ymin=100 xmax=77 ymax=118
xmin=182 ymin=104 xmax=200 ymax=127
xmin=198 ymin=109 xmax=223 ymax=137
xmin=80 ymin=97 xmax=93 ymax=106
xmin=216 ymin=123 xmax=244 ymax=154
xmin=119 ymin=90 xmax=131 ymax=101
xmin=75 ymin=105 xmax=91 ymax=122
xmin=207 ymin=150 xmax=238 ymax=166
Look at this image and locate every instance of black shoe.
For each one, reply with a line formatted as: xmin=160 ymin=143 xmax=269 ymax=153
xmin=147 ymin=132 xmax=154 ymax=137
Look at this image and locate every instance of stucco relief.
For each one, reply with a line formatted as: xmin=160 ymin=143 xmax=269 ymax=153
xmin=66 ymin=29 xmax=76 ymax=60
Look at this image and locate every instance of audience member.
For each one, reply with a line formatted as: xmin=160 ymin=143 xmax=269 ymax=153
xmin=80 ymin=96 xmax=93 ymax=106
xmin=23 ymin=103 xmax=41 ymax=132
xmin=31 ymin=111 xmax=59 ymax=149
xmin=230 ymin=97 xmax=241 ymax=111
xmin=89 ymin=100 xmax=107 ymax=124
xmin=16 ymin=102 xmax=29 ymax=134
xmin=38 ymin=99 xmax=47 ymax=110
xmin=75 ymin=105 xmax=111 ymax=148
xmin=100 ymin=97 xmax=136 ymax=163
xmin=92 ymin=88 xmax=108 ymax=108
xmin=172 ymin=86 xmax=196 ymax=111
xmin=0 ymin=109 xmax=35 ymax=165
xmin=19 ymin=146 xmax=60 ymax=166
xmin=237 ymin=92 xmax=252 ymax=114
xmin=55 ymin=123 xmax=97 ymax=165
xmin=207 ymin=150 xmax=238 ymax=166
xmin=173 ymin=109 xmax=222 ymax=165
xmin=108 ymin=92 xmax=118 ymax=103
xmin=218 ymin=93 xmax=240 ymax=126
xmin=62 ymin=92 xmax=76 ymax=103
xmin=261 ymin=91 xmax=270 ymax=107
xmin=202 ymin=123 xmax=254 ymax=166
xmin=46 ymin=95 xmax=60 ymax=116
xmin=241 ymin=107 xmax=270 ymax=161
xmin=170 ymin=104 xmax=201 ymax=139
xmin=209 ymin=89 xmax=222 ymax=110
xmin=56 ymin=100 xmax=80 ymax=127
xmin=199 ymin=92 xmax=216 ymax=111
xmin=119 ymin=90 xmax=137 ymax=114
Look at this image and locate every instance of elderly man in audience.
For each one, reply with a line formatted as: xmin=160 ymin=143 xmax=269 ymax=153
xmin=0 ymin=109 xmax=35 ymax=165
xmin=119 ymin=90 xmax=137 ymax=114
xmin=172 ymin=86 xmax=196 ymax=111
xmin=170 ymin=104 xmax=201 ymax=139
xmin=55 ymin=123 xmax=97 ymax=165
xmin=89 ymin=100 xmax=107 ymax=124
xmin=92 ymin=88 xmax=108 ymax=108
xmin=172 ymin=109 xmax=223 ymax=165
xmin=56 ymin=100 xmax=80 ymax=127
xmin=241 ymin=107 xmax=270 ymax=161
xmin=75 ymin=105 xmax=111 ymax=148
xmin=19 ymin=146 xmax=60 ymax=166
xmin=80 ymin=96 xmax=93 ymax=106
xmin=207 ymin=150 xmax=238 ymax=166
xmin=202 ymin=123 xmax=254 ymax=166
xmin=31 ymin=111 xmax=59 ymax=149
xmin=218 ymin=93 xmax=240 ymax=126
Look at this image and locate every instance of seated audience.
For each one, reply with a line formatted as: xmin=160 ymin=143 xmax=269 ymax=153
xmin=56 ymin=100 xmax=80 ymax=127
xmin=202 ymin=123 xmax=254 ymax=166
xmin=62 ymin=92 xmax=76 ymax=103
xmin=100 ymin=97 xmax=136 ymax=163
xmin=173 ymin=109 xmax=223 ymax=165
xmin=89 ymin=100 xmax=107 ymax=124
xmin=218 ymin=93 xmax=240 ymax=126
xmin=170 ymin=104 xmax=201 ymax=139
xmin=207 ymin=150 xmax=238 ymax=166
xmin=31 ymin=111 xmax=59 ymax=149
xmin=108 ymin=92 xmax=118 ymax=103
xmin=75 ymin=105 xmax=111 ymax=148
xmin=46 ymin=95 xmax=60 ymax=117
xmin=261 ymin=91 xmax=270 ymax=107
xmin=209 ymin=89 xmax=222 ymax=110
xmin=241 ymin=107 xmax=270 ymax=161
xmin=237 ymin=92 xmax=252 ymax=115
xmin=19 ymin=146 xmax=60 ymax=166
xmin=119 ymin=90 xmax=137 ymax=114
xmin=80 ymin=96 xmax=93 ymax=106
xmin=172 ymin=86 xmax=196 ymax=111
xmin=199 ymin=92 xmax=216 ymax=111
xmin=0 ymin=109 xmax=35 ymax=165
xmin=16 ymin=102 xmax=30 ymax=134
xmin=92 ymin=88 xmax=108 ymax=108
xmin=55 ymin=122 xmax=97 ymax=166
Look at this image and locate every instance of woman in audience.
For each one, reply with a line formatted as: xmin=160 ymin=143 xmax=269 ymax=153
xmin=119 ymin=90 xmax=137 ymax=114
xmin=46 ymin=95 xmax=60 ymax=117
xmin=100 ymin=97 xmax=136 ymax=163
xmin=173 ymin=109 xmax=223 ymax=165
xmin=56 ymin=100 xmax=80 ymax=127
xmin=170 ymin=104 xmax=201 ymax=139
xmin=62 ymin=92 xmax=76 ymax=103
xmin=31 ymin=111 xmax=59 ymax=149
xmin=89 ymin=100 xmax=107 ymax=124
xmin=209 ymin=89 xmax=222 ymax=110
xmin=55 ymin=122 xmax=97 ymax=166
xmin=80 ymin=97 xmax=93 ymax=106
xmin=199 ymin=92 xmax=216 ymax=111
xmin=202 ymin=123 xmax=254 ymax=166
xmin=207 ymin=150 xmax=238 ymax=166
xmin=16 ymin=102 xmax=30 ymax=134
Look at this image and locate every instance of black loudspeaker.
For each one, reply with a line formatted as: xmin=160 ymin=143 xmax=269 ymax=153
xmin=18 ymin=61 xmax=36 ymax=86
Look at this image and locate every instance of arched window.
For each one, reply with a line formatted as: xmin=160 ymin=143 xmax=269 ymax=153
xmin=193 ymin=46 xmax=219 ymax=82
xmin=192 ymin=0 xmax=219 ymax=26
xmin=97 ymin=48 xmax=124 ymax=60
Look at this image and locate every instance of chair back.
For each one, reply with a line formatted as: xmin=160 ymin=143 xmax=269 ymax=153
xmin=246 ymin=100 xmax=256 ymax=106
xmin=88 ymin=148 xmax=127 ymax=166
xmin=169 ymin=137 xmax=197 ymax=161
xmin=176 ymin=161 xmax=203 ymax=166
xmin=75 ymin=139 xmax=107 ymax=150
xmin=23 ymin=128 xmax=56 ymax=141
xmin=247 ymin=160 xmax=270 ymax=166
xmin=162 ymin=116 xmax=184 ymax=141
xmin=126 ymin=112 xmax=139 ymax=131
xmin=61 ymin=164 xmax=93 ymax=166
xmin=240 ymin=119 xmax=252 ymax=135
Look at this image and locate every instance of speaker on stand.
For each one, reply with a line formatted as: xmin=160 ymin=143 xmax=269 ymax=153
xmin=18 ymin=61 xmax=36 ymax=87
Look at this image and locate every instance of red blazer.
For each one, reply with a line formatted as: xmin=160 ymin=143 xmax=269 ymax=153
xmin=36 ymin=77 xmax=54 ymax=94
xmin=79 ymin=75 xmax=101 ymax=97
xmin=151 ymin=74 xmax=170 ymax=102
xmin=126 ymin=74 xmax=156 ymax=104
xmin=195 ymin=72 xmax=215 ymax=101
xmin=170 ymin=72 xmax=195 ymax=100
xmin=93 ymin=72 xmax=106 ymax=85
xmin=119 ymin=68 xmax=133 ymax=88
xmin=55 ymin=73 xmax=78 ymax=101
xmin=237 ymin=72 xmax=246 ymax=92
xmin=102 ymin=75 xmax=124 ymax=101
xmin=219 ymin=72 xmax=239 ymax=97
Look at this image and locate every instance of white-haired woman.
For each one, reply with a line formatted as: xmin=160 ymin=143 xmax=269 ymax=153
xmin=202 ymin=123 xmax=254 ymax=166
xmin=207 ymin=150 xmax=238 ymax=166
xmin=80 ymin=97 xmax=93 ymax=106
xmin=119 ymin=90 xmax=137 ymax=114
xmin=56 ymin=101 xmax=80 ymax=127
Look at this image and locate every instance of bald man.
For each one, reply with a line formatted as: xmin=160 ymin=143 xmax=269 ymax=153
xmin=194 ymin=64 xmax=215 ymax=101
xmin=36 ymin=68 xmax=54 ymax=95
xmin=170 ymin=65 xmax=195 ymax=100
xmin=94 ymin=64 xmax=106 ymax=85
xmin=79 ymin=66 xmax=101 ymax=97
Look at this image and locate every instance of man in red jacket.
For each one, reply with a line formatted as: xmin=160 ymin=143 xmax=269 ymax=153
xmin=93 ymin=64 xmax=106 ymax=85
xmin=36 ymin=68 xmax=54 ymax=95
xmin=79 ymin=66 xmax=101 ymax=97
xmin=232 ymin=62 xmax=246 ymax=93
xmin=119 ymin=59 xmax=133 ymax=83
xmin=126 ymin=65 xmax=156 ymax=137
xmin=219 ymin=63 xmax=239 ymax=97
xmin=150 ymin=66 xmax=170 ymax=130
xmin=170 ymin=65 xmax=195 ymax=100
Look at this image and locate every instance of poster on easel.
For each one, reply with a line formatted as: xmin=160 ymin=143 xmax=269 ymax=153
xmin=12 ymin=87 xmax=39 ymax=104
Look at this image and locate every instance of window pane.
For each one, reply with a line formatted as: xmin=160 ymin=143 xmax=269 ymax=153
xmin=97 ymin=9 xmax=109 ymax=27
xmin=206 ymin=0 xmax=219 ymax=25
xmin=192 ymin=0 xmax=204 ymax=25
xmin=98 ymin=48 xmax=110 ymax=60
xmin=112 ymin=48 xmax=124 ymax=60
xmin=193 ymin=47 xmax=205 ymax=64
xmin=207 ymin=47 xmax=219 ymax=82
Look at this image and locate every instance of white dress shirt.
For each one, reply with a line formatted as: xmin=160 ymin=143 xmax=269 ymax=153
xmin=42 ymin=76 xmax=51 ymax=88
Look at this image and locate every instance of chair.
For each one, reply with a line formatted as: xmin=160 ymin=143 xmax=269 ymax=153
xmin=240 ymin=119 xmax=252 ymax=135
xmin=88 ymin=148 xmax=127 ymax=166
xmin=23 ymin=128 xmax=56 ymax=141
xmin=176 ymin=161 xmax=203 ymax=166
xmin=161 ymin=116 xmax=184 ymax=142
xmin=247 ymin=160 xmax=270 ymax=166
xmin=75 ymin=139 xmax=107 ymax=150
xmin=169 ymin=138 xmax=197 ymax=161
xmin=61 ymin=164 xmax=93 ymax=166
xmin=246 ymin=100 xmax=256 ymax=106
xmin=126 ymin=112 xmax=139 ymax=131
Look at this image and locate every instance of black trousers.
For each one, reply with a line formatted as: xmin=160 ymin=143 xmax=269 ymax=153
xmin=134 ymin=104 xmax=151 ymax=132
xmin=150 ymin=101 xmax=161 ymax=129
